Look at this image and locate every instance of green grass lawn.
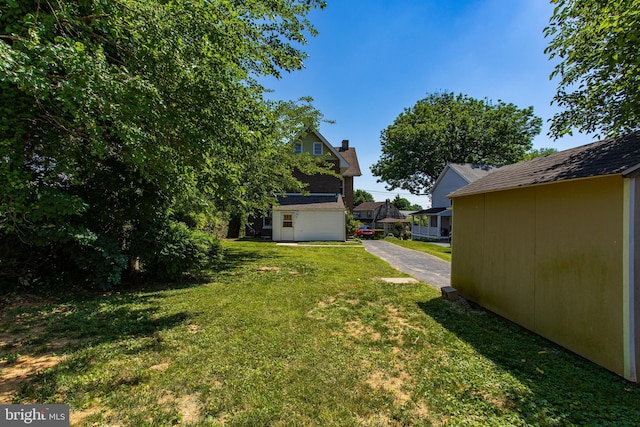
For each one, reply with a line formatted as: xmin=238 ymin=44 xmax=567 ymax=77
xmin=1 ymin=240 xmax=638 ymax=426
xmin=384 ymin=238 xmax=452 ymax=262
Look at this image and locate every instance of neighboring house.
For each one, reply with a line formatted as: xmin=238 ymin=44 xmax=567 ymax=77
xmin=448 ymin=132 xmax=640 ymax=382
xmin=411 ymin=163 xmax=498 ymax=240
xmin=353 ymin=200 xmax=407 ymax=235
xmin=249 ymin=129 xmax=361 ymax=241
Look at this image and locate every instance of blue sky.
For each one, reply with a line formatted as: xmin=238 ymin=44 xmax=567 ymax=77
xmin=262 ymin=0 xmax=594 ymax=207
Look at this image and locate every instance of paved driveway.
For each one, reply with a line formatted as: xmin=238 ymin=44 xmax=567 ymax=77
xmin=362 ymin=240 xmax=451 ymax=289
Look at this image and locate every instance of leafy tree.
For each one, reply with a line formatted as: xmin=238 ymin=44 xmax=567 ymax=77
xmin=522 ymin=147 xmax=558 ymax=161
xmin=392 ymin=195 xmax=411 ymax=210
xmin=354 ymin=189 xmax=375 ymax=206
xmin=371 ymin=92 xmax=542 ymax=195
xmin=0 ymin=0 xmax=326 ymax=288
xmin=545 ymin=0 xmax=640 ymax=138
xmin=408 ymin=204 xmax=424 ymax=211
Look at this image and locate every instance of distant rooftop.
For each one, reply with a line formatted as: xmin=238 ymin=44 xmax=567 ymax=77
xmin=448 ymin=163 xmax=500 ymax=183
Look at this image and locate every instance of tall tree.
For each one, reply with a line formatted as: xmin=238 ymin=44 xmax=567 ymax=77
xmin=545 ymin=0 xmax=640 ymax=138
xmin=0 ymin=0 xmax=326 ymax=287
xmin=371 ymin=92 xmax=542 ymax=195
xmin=391 ymin=195 xmax=411 ymax=210
xmin=354 ymin=189 xmax=374 ymax=206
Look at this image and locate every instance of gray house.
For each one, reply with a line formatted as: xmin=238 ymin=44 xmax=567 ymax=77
xmin=412 ymin=163 xmax=498 ymax=240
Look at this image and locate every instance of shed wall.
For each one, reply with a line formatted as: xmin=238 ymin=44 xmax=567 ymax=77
xmin=632 ymin=178 xmax=640 ymax=378
xmin=451 ymin=176 xmax=626 ymax=377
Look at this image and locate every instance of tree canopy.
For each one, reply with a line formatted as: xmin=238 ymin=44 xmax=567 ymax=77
xmin=545 ymin=0 xmax=640 ymax=138
xmin=371 ymin=92 xmax=542 ymax=195
xmin=354 ymin=189 xmax=374 ymax=206
xmin=522 ymin=147 xmax=559 ymax=161
xmin=0 ymin=0 xmax=326 ymax=288
xmin=391 ymin=195 xmax=411 ymax=210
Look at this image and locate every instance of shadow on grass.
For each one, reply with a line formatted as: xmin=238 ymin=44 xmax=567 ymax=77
xmin=1 ymin=240 xmax=278 ymax=403
xmin=214 ymin=239 xmax=281 ymax=272
xmin=3 ymin=240 xmax=270 ymax=351
xmin=0 ymin=288 xmax=190 ymax=403
xmin=2 ymin=290 xmax=189 ymax=352
xmin=417 ymin=298 xmax=640 ymax=426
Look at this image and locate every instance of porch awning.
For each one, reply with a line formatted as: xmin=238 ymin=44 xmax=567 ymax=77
xmin=412 ymin=207 xmax=451 ymax=217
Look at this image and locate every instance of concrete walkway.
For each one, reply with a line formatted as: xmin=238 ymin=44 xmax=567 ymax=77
xmin=362 ymin=240 xmax=451 ymax=289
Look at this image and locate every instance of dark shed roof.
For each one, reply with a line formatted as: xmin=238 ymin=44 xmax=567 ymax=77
xmin=449 ymin=132 xmax=640 ymax=198
xmin=275 ymin=195 xmax=345 ymax=210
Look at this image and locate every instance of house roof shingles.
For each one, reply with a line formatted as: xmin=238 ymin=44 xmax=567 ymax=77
xmin=275 ymin=195 xmax=345 ymax=211
xmin=449 ymin=132 xmax=640 ymax=198
xmin=353 ymin=201 xmax=385 ymax=211
xmin=337 ymin=146 xmax=362 ymax=177
xmin=448 ymin=163 xmax=500 ymax=183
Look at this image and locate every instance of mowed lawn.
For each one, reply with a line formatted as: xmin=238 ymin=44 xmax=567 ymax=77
xmin=1 ymin=240 xmax=639 ymax=426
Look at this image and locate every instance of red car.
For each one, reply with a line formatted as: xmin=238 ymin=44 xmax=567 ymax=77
xmin=356 ymin=225 xmax=375 ymax=239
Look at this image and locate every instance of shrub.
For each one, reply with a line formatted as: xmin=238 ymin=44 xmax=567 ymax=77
xmin=67 ymin=230 xmax=128 ymax=289
xmin=132 ymin=221 xmax=222 ymax=281
xmin=346 ymin=211 xmax=360 ymax=237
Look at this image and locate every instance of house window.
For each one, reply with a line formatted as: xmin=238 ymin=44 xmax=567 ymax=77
xmin=313 ymin=143 xmax=322 ymax=155
xmin=263 ymin=211 xmax=272 ymax=229
xmin=294 ymin=143 xmax=302 ymax=154
xmin=283 ymin=214 xmax=293 ymax=228
xmin=429 ymin=216 xmax=437 ymax=227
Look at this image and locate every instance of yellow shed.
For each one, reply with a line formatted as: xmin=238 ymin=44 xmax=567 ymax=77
xmin=448 ymin=132 xmax=640 ymax=382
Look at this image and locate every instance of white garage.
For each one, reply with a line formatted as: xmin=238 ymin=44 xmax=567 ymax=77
xmin=272 ymin=195 xmax=346 ymax=242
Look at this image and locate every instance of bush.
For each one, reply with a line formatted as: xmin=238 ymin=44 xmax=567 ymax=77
xmin=0 ymin=227 xmax=127 ymax=291
xmin=132 ymin=221 xmax=222 ymax=281
xmin=346 ymin=211 xmax=360 ymax=237
xmin=67 ymin=230 xmax=128 ymax=289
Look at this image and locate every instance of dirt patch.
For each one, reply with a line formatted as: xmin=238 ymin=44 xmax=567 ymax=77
xmin=158 ymin=392 xmax=202 ymax=425
xmin=366 ymin=370 xmax=412 ymax=406
xmin=306 ymin=296 xmax=337 ymax=321
xmin=383 ymin=304 xmax=425 ymax=344
xmin=69 ymin=405 xmax=103 ymax=426
xmin=356 ymin=413 xmax=397 ymax=426
xmin=148 ymin=362 xmax=170 ymax=372
xmin=257 ymin=266 xmax=281 ymax=272
xmin=317 ymin=296 xmax=336 ymax=308
xmin=379 ymin=278 xmax=419 ymax=284
xmin=345 ymin=319 xmax=382 ymax=342
xmin=0 ymin=354 xmax=65 ymax=404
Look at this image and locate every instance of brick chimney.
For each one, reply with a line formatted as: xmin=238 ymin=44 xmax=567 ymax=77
xmin=341 ymin=139 xmax=349 ymax=150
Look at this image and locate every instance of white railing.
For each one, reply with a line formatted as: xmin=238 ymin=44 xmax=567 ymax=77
xmin=411 ymin=224 xmax=440 ymax=239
